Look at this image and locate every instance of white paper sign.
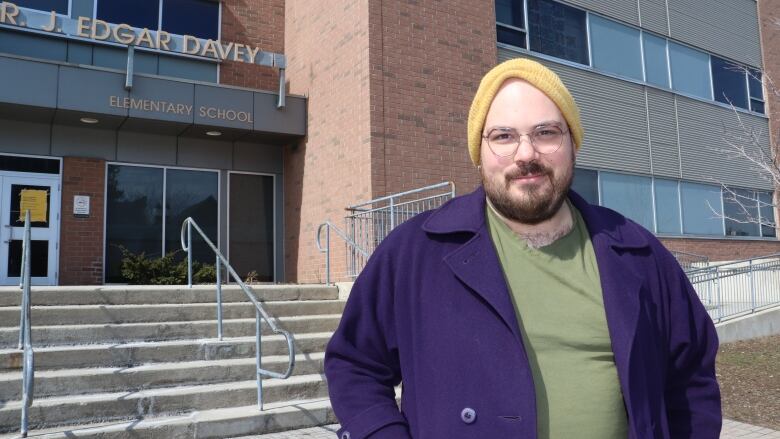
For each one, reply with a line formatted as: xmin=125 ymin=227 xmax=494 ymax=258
xmin=74 ymin=195 xmax=90 ymax=216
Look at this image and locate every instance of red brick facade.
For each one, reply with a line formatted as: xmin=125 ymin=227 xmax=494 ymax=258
xmin=59 ymin=157 xmax=105 ymax=285
xmin=219 ymin=0 xmax=285 ymax=91
xmin=660 ymin=237 xmax=780 ymax=263
xmin=757 ymin=0 xmax=780 ymax=232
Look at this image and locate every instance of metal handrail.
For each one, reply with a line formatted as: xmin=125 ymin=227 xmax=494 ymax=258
xmin=347 ymin=181 xmax=456 ymax=211
xmin=316 ymin=221 xmax=370 ymax=285
xmin=18 ymin=210 xmax=34 ymax=437
xmin=686 ymin=252 xmax=780 ymax=275
xmin=180 ymin=217 xmax=294 ymax=410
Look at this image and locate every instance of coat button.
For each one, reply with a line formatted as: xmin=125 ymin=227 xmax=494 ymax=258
xmin=341 ymin=432 xmax=350 ymax=439
xmin=461 ymin=407 xmax=477 ymax=424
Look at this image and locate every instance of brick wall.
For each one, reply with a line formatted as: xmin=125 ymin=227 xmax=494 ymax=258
xmin=660 ymin=237 xmax=780 ymax=263
xmin=59 ymin=157 xmax=105 ymax=285
xmin=757 ymin=0 xmax=780 ymax=230
xmin=368 ymin=0 xmax=496 ymax=199
xmin=284 ymin=0 xmax=373 ymax=283
xmin=219 ymin=0 xmax=284 ymax=91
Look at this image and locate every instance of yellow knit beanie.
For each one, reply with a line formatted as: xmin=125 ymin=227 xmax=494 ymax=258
xmin=467 ymin=58 xmax=584 ymax=165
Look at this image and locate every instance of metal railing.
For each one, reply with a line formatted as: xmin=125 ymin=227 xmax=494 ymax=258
xmin=687 ymin=253 xmax=780 ymax=323
xmin=18 ymin=210 xmax=34 ymax=437
xmin=316 ymin=221 xmax=370 ymax=284
xmin=180 ymin=217 xmax=294 ymax=410
xmin=317 ymin=182 xmax=456 ymax=282
xmin=670 ymin=250 xmax=710 ymax=272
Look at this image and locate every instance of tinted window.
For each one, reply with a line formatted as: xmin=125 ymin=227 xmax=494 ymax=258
xmin=758 ymin=192 xmax=775 ymax=237
xmin=528 ymin=0 xmax=588 ymax=65
xmin=669 ymin=42 xmax=712 ymax=100
xmin=497 ymin=26 xmax=527 ymax=48
xmin=642 ymin=32 xmax=669 ymax=88
xmin=105 ymin=165 xmax=164 ymax=282
xmin=165 ymin=169 xmax=218 ymax=264
xmin=97 ymin=0 xmax=160 ymax=30
xmin=162 ymin=0 xmax=220 ymax=40
xmin=496 ymin=0 xmax=524 ymax=28
xmin=654 ymin=178 xmax=681 ymax=234
xmin=589 ymin=15 xmax=642 ymax=81
xmin=711 ymin=56 xmax=748 ymax=110
xmin=229 ymin=173 xmax=275 ymax=282
xmin=570 ymin=168 xmax=598 ymax=205
xmin=722 ymin=188 xmax=760 ymax=236
xmin=13 ymin=0 xmax=67 ymax=14
xmin=680 ymin=182 xmax=722 ymax=235
xmin=748 ymin=68 xmax=763 ymax=99
xmin=600 ymin=172 xmax=654 ymax=231
xmin=0 ymin=155 xmax=59 ymax=174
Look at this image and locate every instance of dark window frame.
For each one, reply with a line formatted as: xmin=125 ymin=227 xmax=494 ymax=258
xmin=12 ymin=0 xmax=69 ymax=15
xmin=95 ymin=0 xmax=221 ymax=40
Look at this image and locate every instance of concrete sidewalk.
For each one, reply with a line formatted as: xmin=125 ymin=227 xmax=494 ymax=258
xmin=241 ymin=420 xmax=780 ymax=438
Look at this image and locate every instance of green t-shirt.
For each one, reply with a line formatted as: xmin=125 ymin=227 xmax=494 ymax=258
xmin=486 ymin=200 xmax=629 ymax=439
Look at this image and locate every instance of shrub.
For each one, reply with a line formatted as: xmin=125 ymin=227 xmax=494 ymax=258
xmin=119 ymin=247 xmax=217 ymax=285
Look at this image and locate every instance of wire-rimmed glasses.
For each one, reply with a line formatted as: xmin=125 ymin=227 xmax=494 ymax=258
xmin=482 ymin=124 xmax=569 ymax=157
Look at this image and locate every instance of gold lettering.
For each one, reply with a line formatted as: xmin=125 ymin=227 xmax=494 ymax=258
xmin=109 ymin=96 xmax=118 ymax=108
xmin=76 ymin=17 xmax=91 ymax=37
xmin=176 ymin=104 xmax=186 ymax=114
xmin=201 ymin=39 xmax=219 ymax=58
xmin=122 ymin=97 xmax=131 ymax=109
xmin=91 ymin=19 xmax=110 ymax=40
xmin=232 ymin=44 xmax=244 ymax=62
xmin=183 ymin=35 xmax=200 ymax=55
xmin=246 ymin=46 xmax=261 ymax=64
xmin=207 ymin=107 xmax=217 ymax=118
xmin=143 ymin=100 xmax=151 ymax=111
xmin=131 ymin=98 xmax=144 ymax=111
xmin=41 ymin=10 xmax=56 ymax=31
xmin=199 ymin=106 xmax=207 ymax=117
xmin=237 ymin=112 xmax=248 ymax=122
xmin=1 ymin=2 xmax=19 ymax=25
xmin=216 ymin=41 xmax=234 ymax=61
xmin=156 ymin=30 xmax=171 ymax=51
xmin=225 ymin=110 xmax=236 ymax=120
xmin=112 ymin=23 xmax=134 ymax=44
xmin=185 ymin=105 xmax=193 ymax=115
xmin=150 ymin=100 xmax=160 ymax=112
xmin=136 ymin=28 xmax=155 ymax=48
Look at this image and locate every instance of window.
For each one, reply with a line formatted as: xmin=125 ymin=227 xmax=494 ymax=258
xmin=680 ymin=182 xmax=722 ymax=235
xmin=527 ymin=0 xmax=588 ymax=65
xmin=654 ymin=178 xmax=681 ymax=235
xmin=748 ymin=69 xmax=765 ymax=114
xmin=13 ymin=0 xmax=67 ymax=14
xmin=571 ymin=168 xmax=598 ymax=205
xmin=496 ymin=0 xmax=526 ymax=49
xmin=669 ymin=42 xmax=712 ymax=100
xmin=589 ymin=15 xmax=642 ymax=81
xmin=229 ymin=173 xmax=275 ymax=282
xmin=600 ymin=172 xmax=654 ymax=231
xmin=105 ymin=165 xmax=219 ymax=283
xmin=642 ymin=32 xmax=669 ymax=88
xmin=97 ymin=0 xmax=160 ymax=30
xmin=758 ymin=192 xmax=775 ymax=237
xmin=162 ymin=0 xmax=220 ymax=41
xmin=711 ymin=56 xmax=749 ymax=110
xmin=722 ymin=188 xmax=760 ymax=237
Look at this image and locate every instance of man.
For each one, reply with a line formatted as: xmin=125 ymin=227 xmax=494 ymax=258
xmin=324 ymin=58 xmax=721 ymax=439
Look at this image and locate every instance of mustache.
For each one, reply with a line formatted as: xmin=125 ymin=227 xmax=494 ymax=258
xmin=505 ymin=161 xmax=550 ymax=179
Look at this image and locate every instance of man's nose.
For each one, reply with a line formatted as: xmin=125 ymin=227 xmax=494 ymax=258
xmin=513 ymin=135 xmax=539 ymax=162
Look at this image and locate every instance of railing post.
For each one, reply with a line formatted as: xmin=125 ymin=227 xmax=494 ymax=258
xmin=187 ymin=221 xmax=193 ymax=288
xmin=325 ymin=226 xmax=331 ymax=285
xmin=256 ymin=308 xmax=264 ymax=411
xmin=749 ymin=259 xmax=755 ymax=312
xmin=389 ymin=198 xmax=396 ymax=229
xmin=216 ymin=255 xmax=223 ymax=341
xmin=20 ymin=210 xmax=32 ymax=438
xmin=715 ymin=272 xmax=722 ymax=322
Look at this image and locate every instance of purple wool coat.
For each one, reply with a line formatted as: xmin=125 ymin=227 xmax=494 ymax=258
xmin=324 ymin=187 xmax=721 ymax=439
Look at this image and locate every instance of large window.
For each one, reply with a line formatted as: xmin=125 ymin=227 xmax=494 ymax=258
xmin=680 ymin=182 xmax=723 ymax=235
xmin=589 ymin=15 xmax=642 ymax=81
xmin=527 ymin=0 xmax=588 ymax=65
xmin=669 ymin=42 xmax=713 ymax=100
xmin=600 ymin=172 xmax=654 ymax=231
xmin=105 ymin=165 xmax=218 ymax=283
xmin=13 ymin=0 xmax=67 ymax=14
xmin=711 ymin=56 xmax=749 ymax=110
xmin=722 ymin=188 xmax=760 ymax=237
xmin=748 ymin=69 xmax=765 ymax=114
xmin=97 ymin=0 xmax=220 ymax=40
xmin=571 ymin=168 xmax=599 ymax=205
xmin=496 ymin=0 xmax=527 ymax=49
xmin=654 ymin=178 xmax=681 ymax=235
xmin=758 ymin=192 xmax=776 ymax=237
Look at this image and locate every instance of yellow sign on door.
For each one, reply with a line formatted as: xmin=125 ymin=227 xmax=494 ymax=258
xmin=18 ymin=189 xmax=48 ymax=223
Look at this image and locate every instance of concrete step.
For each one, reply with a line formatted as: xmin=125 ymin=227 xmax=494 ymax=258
xmin=0 ymin=332 xmax=333 ymax=371
xmin=0 ymin=353 xmax=325 ymax=401
xmin=0 ymin=315 xmax=342 ymax=348
xmin=0 ymin=374 xmax=329 ymax=433
xmin=0 ymin=398 xmax=338 ymax=439
xmin=0 ymin=285 xmax=339 ymax=307
xmin=0 ymin=300 xmax=346 ymax=327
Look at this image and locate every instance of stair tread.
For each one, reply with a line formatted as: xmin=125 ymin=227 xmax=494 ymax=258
xmin=0 ymin=299 xmax=345 ymax=311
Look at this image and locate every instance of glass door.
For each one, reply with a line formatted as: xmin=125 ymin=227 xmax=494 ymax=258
xmin=0 ymin=174 xmax=60 ymax=286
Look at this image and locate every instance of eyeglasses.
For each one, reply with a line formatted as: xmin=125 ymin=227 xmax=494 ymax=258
xmin=482 ymin=125 xmax=569 ymax=157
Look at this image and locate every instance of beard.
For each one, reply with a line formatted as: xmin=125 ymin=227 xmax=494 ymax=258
xmin=481 ymin=154 xmax=574 ymax=225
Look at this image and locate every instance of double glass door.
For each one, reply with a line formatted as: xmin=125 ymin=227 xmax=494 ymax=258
xmin=0 ymin=173 xmax=60 ymax=286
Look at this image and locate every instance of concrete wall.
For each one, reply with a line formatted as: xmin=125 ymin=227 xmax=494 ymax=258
xmin=716 ymin=306 xmax=780 ymax=343
xmin=661 ymin=237 xmax=780 ymax=262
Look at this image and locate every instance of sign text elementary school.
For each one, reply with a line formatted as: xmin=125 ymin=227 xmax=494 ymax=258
xmin=0 ymin=1 xmax=282 ymax=66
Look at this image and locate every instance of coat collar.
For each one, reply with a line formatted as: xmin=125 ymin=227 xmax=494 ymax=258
xmin=422 ymin=185 xmax=649 ymax=250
